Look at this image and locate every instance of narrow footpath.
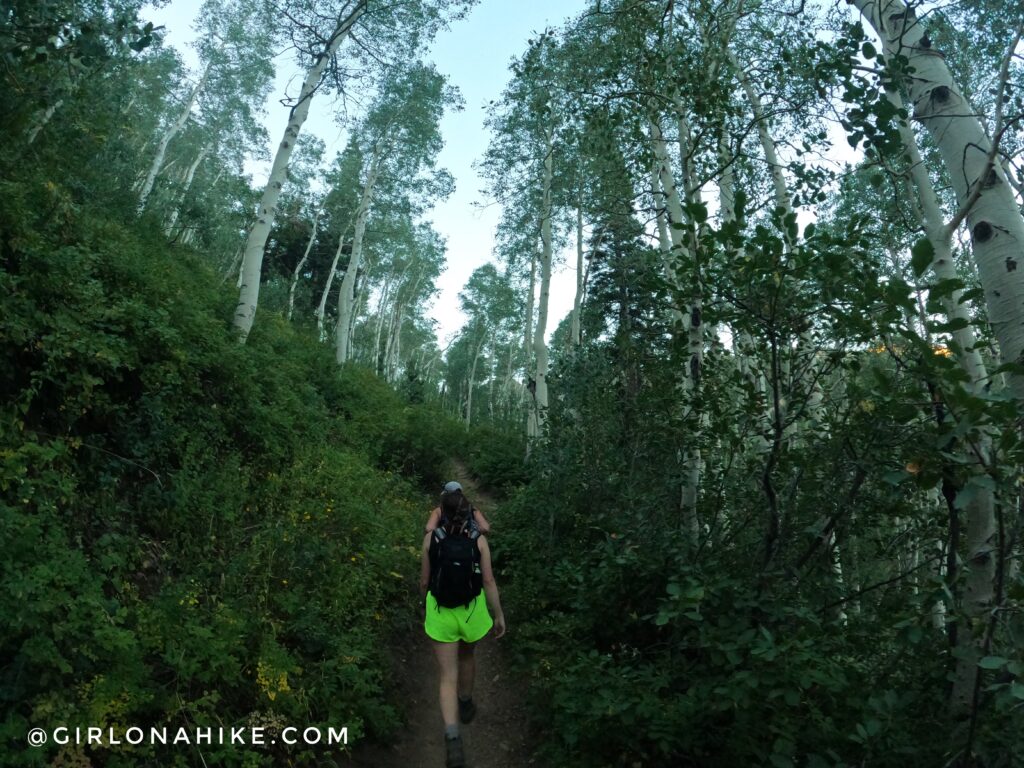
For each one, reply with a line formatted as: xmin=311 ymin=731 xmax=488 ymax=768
xmin=346 ymin=464 xmax=540 ymax=768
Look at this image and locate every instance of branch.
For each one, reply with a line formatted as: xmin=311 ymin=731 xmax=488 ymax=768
xmin=819 ymin=551 xmax=945 ymax=615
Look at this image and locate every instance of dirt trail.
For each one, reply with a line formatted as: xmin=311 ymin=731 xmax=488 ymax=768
xmin=346 ymin=464 xmax=540 ymax=768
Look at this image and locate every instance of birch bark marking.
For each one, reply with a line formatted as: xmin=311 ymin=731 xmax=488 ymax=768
xmin=335 ymin=143 xmax=382 ymax=364
xmin=533 ymin=124 xmax=555 ymax=431
xmin=851 ymin=0 xmax=1024 ymax=402
xmin=234 ymin=2 xmax=366 ymax=342
xmin=138 ymin=62 xmax=211 ymax=214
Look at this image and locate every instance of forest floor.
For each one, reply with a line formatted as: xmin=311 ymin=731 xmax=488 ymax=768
xmin=345 ymin=463 xmax=541 ymax=768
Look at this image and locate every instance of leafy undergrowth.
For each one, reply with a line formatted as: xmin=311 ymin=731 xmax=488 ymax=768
xmin=482 ymin=343 xmax=1024 ymax=768
xmin=0 ymin=180 xmax=457 ymax=767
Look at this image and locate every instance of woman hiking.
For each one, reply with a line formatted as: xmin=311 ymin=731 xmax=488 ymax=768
xmin=419 ymin=483 xmax=506 ymax=768
xmin=424 ymin=480 xmax=492 ymax=534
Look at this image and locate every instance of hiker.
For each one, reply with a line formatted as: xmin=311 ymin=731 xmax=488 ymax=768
xmin=419 ymin=484 xmax=506 ymax=768
xmin=425 ymin=480 xmax=492 ymax=534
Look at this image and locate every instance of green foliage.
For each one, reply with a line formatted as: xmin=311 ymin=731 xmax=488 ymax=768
xmin=462 ymin=424 xmax=529 ymax=495
xmin=0 ymin=178 xmax=449 ymax=766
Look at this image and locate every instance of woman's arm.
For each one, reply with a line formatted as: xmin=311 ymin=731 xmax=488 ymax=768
xmin=424 ymin=506 xmax=441 ymax=534
xmin=477 ymin=536 xmax=506 ymax=638
xmin=419 ymin=532 xmax=432 ymax=598
xmin=473 ymin=507 xmax=492 ymax=535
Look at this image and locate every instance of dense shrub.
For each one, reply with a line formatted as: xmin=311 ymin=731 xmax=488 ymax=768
xmin=462 ymin=423 xmax=529 ymax=496
xmin=0 ymin=180 xmax=446 ymax=767
xmin=489 ymin=343 xmax=1024 ymax=768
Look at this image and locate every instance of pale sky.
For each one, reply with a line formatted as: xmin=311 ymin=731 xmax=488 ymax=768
xmin=144 ymin=0 xmax=589 ymax=346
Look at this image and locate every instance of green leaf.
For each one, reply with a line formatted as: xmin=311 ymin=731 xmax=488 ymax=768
xmin=937 ymin=317 xmax=969 ymax=332
xmin=862 ymin=42 xmax=877 ymax=59
xmin=978 ymin=656 xmax=1008 ymax=669
xmin=882 ymin=470 xmax=909 ymax=485
xmin=686 ymin=201 xmax=709 ymax=224
xmin=910 ymin=237 xmax=935 ymax=277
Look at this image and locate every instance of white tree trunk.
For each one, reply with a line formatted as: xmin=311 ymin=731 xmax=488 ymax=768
xmin=718 ymin=131 xmax=770 ymax=459
xmin=466 ymin=334 xmax=485 ymax=427
xmin=287 ymin=208 xmax=321 ymax=321
xmin=889 ymin=87 xmax=989 ymax=388
xmin=525 ymin=244 xmax=537 ymax=363
xmin=138 ymin=63 xmax=210 ymax=214
xmin=734 ymin=50 xmax=829 ymax=444
xmin=221 ymin=246 xmax=243 ymax=286
xmin=314 ymin=214 xmax=355 ymax=338
xmin=166 ymin=144 xmax=210 ymax=236
xmin=829 ymin=531 xmax=849 ymax=624
xmin=852 ymin=0 xmax=1011 ymax=716
xmin=852 ymin=0 xmax=1024 ymax=399
xmin=570 ymin=202 xmax=584 ymax=346
xmin=525 ymin=240 xmax=539 ymax=441
xmin=26 ymin=99 xmax=64 ymax=145
xmin=732 ymin=52 xmax=792 ymax=217
xmin=348 ymin=268 xmax=366 ymax=353
xmin=651 ymin=116 xmax=701 ymax=543
xmin=315 ymin=235 xmax=345 ymax=339
xmin=335 ymin=145 xmax=381 ymax=364
xmin=533 ymin=126 xmax=555 ymax=432
xmin=890 ymin=96 xmax=996 ymax=665
xmin=383 ymin=303 xmax=400 ymax=379
xmin=233 ymin=3 xmax=365 ymax=342
xmin=389 ymin=315 xmax=402 ymax=381
xmin=373 ymin=280 xmax=393 ymax=372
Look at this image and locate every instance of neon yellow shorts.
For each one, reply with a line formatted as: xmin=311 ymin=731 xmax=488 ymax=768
xmin=424 ymin=591 xmax=493 ymax=644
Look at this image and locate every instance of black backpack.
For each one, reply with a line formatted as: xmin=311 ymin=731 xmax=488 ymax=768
xmin=430 ymin=522 xmax=483 ymax=608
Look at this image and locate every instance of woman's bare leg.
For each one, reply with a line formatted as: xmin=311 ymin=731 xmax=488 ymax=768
xmin=432 ymin=641 xmax=460 ymax=727
xmin=457 ymin=640 xmax=476 ymax=700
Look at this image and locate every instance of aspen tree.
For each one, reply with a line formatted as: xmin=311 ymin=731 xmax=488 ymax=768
xmin=534 ymin=122 xmax=555 ymax=431
xmin=233 ymin=1 xmax=368 ymax=341
xmin=137 ymin=61 xmax=211 ymax=213
xmin=287 ymin=204 xmax=322 ymax=321
xmin=847 ymin=0 xmax=1021 ymax=718
xmin=336 ymin=143 xmax=382 ymax=363
xmin=334 ymin=64 xmax=455 ymax=362
xmin=849 ymin=0 xmax=1024 ymax=402
xmin=164 ymin=144 xmax=210 ymax=236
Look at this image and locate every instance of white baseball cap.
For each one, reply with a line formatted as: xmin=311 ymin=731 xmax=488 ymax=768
xmin=443 ymin=481 xmax=463 ymax=493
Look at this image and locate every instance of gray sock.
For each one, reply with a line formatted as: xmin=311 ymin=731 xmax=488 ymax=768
xmin=445 ymin=724 xmax=460 ymax=740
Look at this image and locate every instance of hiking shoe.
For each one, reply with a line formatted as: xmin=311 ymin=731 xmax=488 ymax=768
xmin=458 ymin=697 xmax=477 ymax=724
xmin=445 ymin=735 xmax=466 ymax=767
